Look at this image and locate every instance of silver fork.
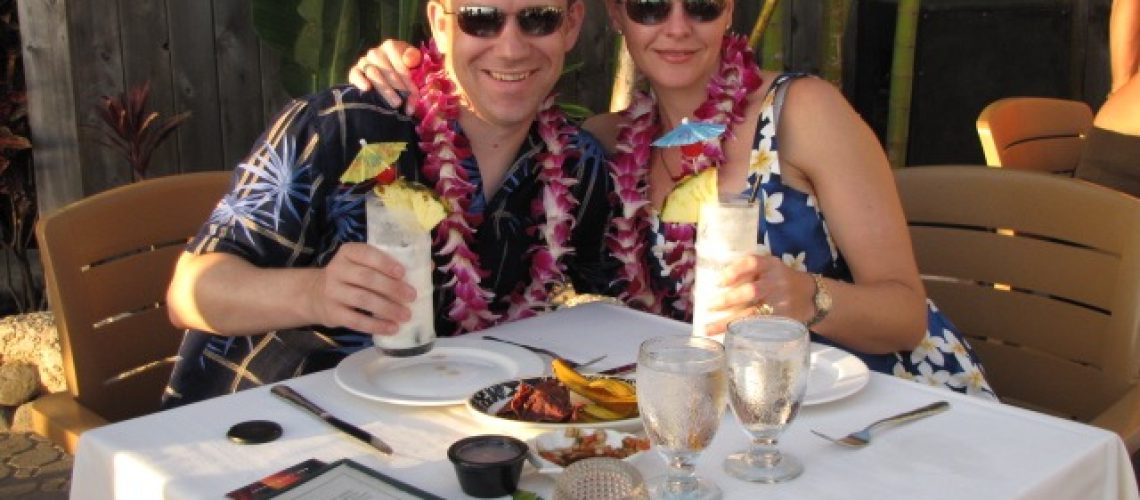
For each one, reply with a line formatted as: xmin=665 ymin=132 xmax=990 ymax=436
xmin=811 ymin=401 xmax=950 ymax=448
xmin=482 ymin=336 xmax=607 ymax=369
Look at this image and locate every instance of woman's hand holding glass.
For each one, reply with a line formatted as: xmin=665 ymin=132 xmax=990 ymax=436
xmin=709 ymin=254 xmax=819 ymax=328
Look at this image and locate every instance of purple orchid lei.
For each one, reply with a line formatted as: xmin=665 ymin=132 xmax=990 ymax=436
xmin=607 ymin=34 xmax=764 ymax=319
xmin=411 ymin=42 xmax=578 ymax=334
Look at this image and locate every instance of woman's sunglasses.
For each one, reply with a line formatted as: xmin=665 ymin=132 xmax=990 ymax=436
xmin=619 ymin=0 xmax=727 ymax=26
xmin=443 ymin=5 xmax=565 ymax=38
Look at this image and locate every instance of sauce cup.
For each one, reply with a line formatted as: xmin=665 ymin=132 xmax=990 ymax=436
xmin=447 ymin=435 xmax=528 ymax=498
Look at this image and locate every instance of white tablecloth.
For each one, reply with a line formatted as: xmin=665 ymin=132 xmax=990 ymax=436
xmin=70 ymin=303 xmax=1139 ymax=499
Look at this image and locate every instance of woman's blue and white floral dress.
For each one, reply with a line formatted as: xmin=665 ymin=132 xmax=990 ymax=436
xmin=650 ymin=74 xmax=997 ymax=400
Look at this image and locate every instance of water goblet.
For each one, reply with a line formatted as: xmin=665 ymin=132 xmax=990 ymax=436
xmin=723 ymin=316 xmax=810 ymax=483
xmin=636 ymin=336 xmax=728 ymax=500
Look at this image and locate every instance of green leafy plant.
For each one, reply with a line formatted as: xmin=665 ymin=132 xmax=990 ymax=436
xmin=252 ymin=0 xmax=424 ymax=97
xmin=94 ymin=81 xmax=191 ymax=182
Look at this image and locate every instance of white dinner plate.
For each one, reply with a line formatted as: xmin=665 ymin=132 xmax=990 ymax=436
xmin=805 ymin=343 xmax=870 ymax=405
xmin=466 ymin=377 xmax=643 ymax=432
xmin=335 ymin=336 xmax=545 ymax=406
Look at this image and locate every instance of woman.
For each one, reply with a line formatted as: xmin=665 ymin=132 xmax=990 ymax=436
xmin=1076 ymin=0 xmax=1140 ymax=196
xmin=350 ymin=0 xmax=994 ymax=398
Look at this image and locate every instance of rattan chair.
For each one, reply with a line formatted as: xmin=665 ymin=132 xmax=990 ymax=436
xmin=30 ymin=171 xmax=230 ymax=453
xmin=976 ymin=97 xmax=1093 ymax=175
xmin=895 ymin=165 xmax=1140 ymax=453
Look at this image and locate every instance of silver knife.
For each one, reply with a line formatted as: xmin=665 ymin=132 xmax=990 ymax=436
xmin=270 ymin=384 xmax=393 ymax=455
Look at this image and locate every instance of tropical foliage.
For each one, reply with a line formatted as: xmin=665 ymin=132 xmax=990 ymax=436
xmin=252 ymin=0 xmax=424 ymax=97
xmin=94 ymin=81 xmax=192 ymax=182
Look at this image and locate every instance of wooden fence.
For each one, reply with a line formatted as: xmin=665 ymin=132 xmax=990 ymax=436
xmin=17 ymin=0 xmax=1106 ymax=214
xmin=20 ymin=0 xmax=291 ymax=215
xmin=18 ymin=0 xmax=834 ymax=214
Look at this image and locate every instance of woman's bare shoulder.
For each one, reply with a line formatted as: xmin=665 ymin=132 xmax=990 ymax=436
xmin=1096 ymin=75 xmax=1140 ymax=136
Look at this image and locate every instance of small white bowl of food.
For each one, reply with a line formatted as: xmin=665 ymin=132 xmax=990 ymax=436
xmin=526 ymin=427 xmax=650 ymax=474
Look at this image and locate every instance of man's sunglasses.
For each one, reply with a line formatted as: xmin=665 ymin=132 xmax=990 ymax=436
xmin=619 ymin=0 xmax=727 ymax=25
xmin=442 ymin=5 xmax=565 ymax=38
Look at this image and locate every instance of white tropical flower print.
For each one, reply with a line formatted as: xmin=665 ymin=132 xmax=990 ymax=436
xmin=763 ymin=190 xmax=785 ymax=224
xmin=915 ymin=361 xmax=951 ymax=388
xmin=782 ymin=251 xmax=807 ymax=272
xmin=892 ymin=362 xmax=916 ymax=381
xmin=952 ymin=367 xmax=995 ymax=399
xmin=750 ymin=148 xmax=775 ymax=184
xmin=909 ymin=332 xmax=947 ymax=366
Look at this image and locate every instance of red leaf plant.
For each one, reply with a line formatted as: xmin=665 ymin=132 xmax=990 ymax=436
xmin=94 ymin=81 xmax=191 ymax=182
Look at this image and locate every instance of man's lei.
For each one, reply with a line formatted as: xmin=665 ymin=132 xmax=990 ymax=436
xmin=410 ymin=42 xmax=580 ymax=333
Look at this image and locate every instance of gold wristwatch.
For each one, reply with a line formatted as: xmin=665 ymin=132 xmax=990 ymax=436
xmin=806 ymin=273 xmax=832 ymax=328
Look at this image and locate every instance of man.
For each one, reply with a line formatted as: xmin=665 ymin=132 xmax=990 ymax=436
xmin=162 ymin=0 xmax=614 ymax=407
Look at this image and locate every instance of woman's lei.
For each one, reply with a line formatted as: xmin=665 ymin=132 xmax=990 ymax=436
xmin=606 ymin=34 xmax=763 ymax=319
xmin=411 ymin=42 xmax=580 ymax=333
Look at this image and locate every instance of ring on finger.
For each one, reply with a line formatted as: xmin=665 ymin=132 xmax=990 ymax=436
xmin=753 ymin=303 xmax=774 ymax=316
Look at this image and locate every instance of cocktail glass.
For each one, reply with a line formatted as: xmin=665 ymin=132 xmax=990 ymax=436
xmin=365 ymin=194 xmax=435 ymax=356
xmin=691 ymin=195 xmax=760 ymax=337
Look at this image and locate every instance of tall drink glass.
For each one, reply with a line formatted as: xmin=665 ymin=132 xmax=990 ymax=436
xmin=637 ymin=336 xmax=727 ymax=500
xmin=723 ymin=316 xmax=810 ymax=483
xmin=366 ymin=194 xmax=435 ymax=356
xmin=692 ymin=195 xmax=761 ymax=338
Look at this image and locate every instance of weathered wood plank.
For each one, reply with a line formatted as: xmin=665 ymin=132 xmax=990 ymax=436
xmin=118 ymin=0 xmax=179 ymax=178
xmin=18 ymin=0 xmax=82 ymax=216
xmin=213 ymin=1 xmax=265 ymax=170
xmin=260 ymin=42 xmax=292 ymax=129
xmin=167 ymin=0 xmax=225 ymax=173
xmin=18 ymin=0 xmax=1116 ymax=211
xmin=790 ymin=0 xmax=822 ymax=73
xmin=69 ymin=0 xmax=130 ymax=195
xmin=1084 ymin=0 xmax=1112 ymax=107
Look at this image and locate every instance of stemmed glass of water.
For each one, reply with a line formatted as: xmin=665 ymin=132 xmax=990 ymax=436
xmin=723 ymin=316 xmax=810 ymax=483
xmin=637 ymin=336 xmax=728 ymax=500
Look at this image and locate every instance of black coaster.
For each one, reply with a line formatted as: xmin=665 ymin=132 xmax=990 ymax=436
xmin=227 ymin=420 xmax=283 ymax=445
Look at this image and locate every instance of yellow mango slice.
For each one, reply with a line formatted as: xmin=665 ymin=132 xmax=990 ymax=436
xmin=552 ymin=359 xmax=638 ymax=414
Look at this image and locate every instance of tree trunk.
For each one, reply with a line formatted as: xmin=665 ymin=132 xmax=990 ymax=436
xmin=757 ymin=0 xmax=785 ymax=71
xmin=820 ymin=0 xmax=852 ymax=86
xmin=750 ymin=0 xmax=783 ymax=52
xmin=887 ymin=0 xmax=921 ymax=168
xmin=609 ymin=36 xmax=639 ymax=112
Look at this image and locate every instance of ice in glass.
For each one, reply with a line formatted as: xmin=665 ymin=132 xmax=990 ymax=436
xmin=366 ymin=194 xmax=435 ymax=356
xmin=691 ymin=195 xmax=760 ymax=338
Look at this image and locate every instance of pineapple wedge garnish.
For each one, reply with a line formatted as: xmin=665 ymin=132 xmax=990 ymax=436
xmin=660 ymin=168 xmax=717 ymax=224
xmin=373 ymin=179 xmax=449 ymax=231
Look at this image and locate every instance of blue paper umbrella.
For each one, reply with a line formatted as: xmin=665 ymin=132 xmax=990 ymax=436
xmin=651 ymin=118 xmax=727 ymax=147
